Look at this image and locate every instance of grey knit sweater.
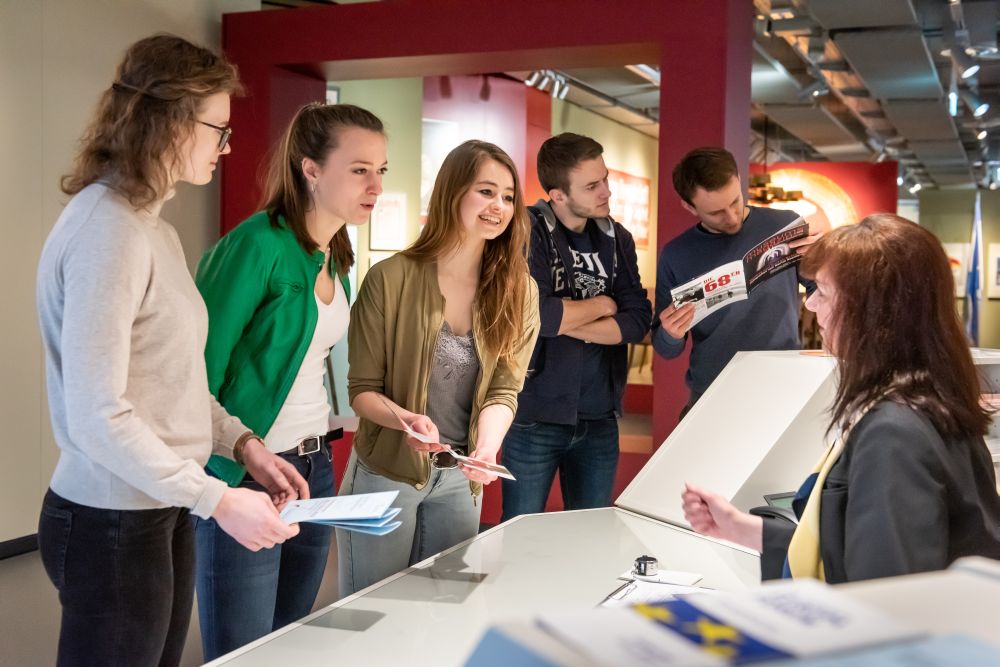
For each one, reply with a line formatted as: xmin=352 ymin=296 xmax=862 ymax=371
xmin=36 ymin=183 xmax=246 ymax=518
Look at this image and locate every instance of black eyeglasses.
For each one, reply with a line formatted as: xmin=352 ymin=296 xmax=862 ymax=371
xmin=197 ymin=120 xmax=232 ymax=151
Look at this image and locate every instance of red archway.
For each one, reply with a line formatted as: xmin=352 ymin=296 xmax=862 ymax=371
xmin=222 ymin=0 xmax=754 ymax=450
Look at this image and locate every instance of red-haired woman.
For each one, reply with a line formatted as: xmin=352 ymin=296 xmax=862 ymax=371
xmin=682 ymin=213 xmax=1000 ymax=583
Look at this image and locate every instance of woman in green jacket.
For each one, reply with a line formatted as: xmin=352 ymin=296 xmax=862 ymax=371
xmin=193 ymin=103 xmax=387 ymax=660
xmin=339 ymin=140 xmax=540 ymax=597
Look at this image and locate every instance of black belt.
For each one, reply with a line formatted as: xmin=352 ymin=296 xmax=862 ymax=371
xmin=280 ymin=428 xmax=344 ymax=457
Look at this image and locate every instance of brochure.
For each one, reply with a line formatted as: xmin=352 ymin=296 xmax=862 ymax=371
xmin=671 ymin=217 xmax=808 ymax=327
xmin=539 ymin=579 xmax=921 ymax=666
xmin=377 ymin=395 xmax=516 ymax=480
xmin=279 ymin=491 xmax=402 ymax=536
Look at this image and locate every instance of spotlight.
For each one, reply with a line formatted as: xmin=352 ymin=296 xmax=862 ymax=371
xmin=978 ymin=129 xmax=988 ymax=141
xmin=524 ymin=71 xmax=542 ymax=87
xmin=537 ymin=70 xmax=552 ymax=92
xmin=962 ymin=89 xmax=990 ymax=118
xmin=798 ymin=79 xmax=828 ymax=100
xmin=952 ymin=48 xmax=981 ymax=79
xmin=557 ymin=77 xmax=570 ymax=100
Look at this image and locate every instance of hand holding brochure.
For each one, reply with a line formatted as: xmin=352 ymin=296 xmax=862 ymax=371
xmin=671 ymin=217 xmax=808 ymax=327
xmin=377 ymin=394 xmax=516 ymax=480
xmin=280 ymin=491 xmax=402 ymax=536
xmin=438 ymin=443 xmax=517 ymax=481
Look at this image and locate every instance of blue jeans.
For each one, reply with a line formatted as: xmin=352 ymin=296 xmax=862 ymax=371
xmin=336 ymin=451 xmax=482 ymax=598
xmin=500 ymin=417 xmax=619 ymax=522
xmin=38 ymin=489 xmax=194 ymax=667
xmin=193 ymin=444 xmax=335 ymax=661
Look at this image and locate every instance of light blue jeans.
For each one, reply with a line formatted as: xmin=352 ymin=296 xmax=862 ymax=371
xmin=336 ymin=451 xmax=481 ymax=598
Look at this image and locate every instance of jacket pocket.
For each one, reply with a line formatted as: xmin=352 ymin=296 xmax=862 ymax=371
xmin=38 ymin=505 xmax=73 ymax=589
xmin=819 ymin=482 xmax=849 ymax=584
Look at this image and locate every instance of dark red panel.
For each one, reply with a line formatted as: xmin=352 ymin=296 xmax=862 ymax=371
xmin=222 ymin=0 xmax=755 ymax=448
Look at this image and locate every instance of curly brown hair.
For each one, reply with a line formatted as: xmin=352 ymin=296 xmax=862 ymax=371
xmin=61 ymin=34 xmax=241 ymax=209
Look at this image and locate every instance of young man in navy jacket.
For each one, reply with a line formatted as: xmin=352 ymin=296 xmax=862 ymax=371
xmin=501 ymin=133 xmax=651 ymax=521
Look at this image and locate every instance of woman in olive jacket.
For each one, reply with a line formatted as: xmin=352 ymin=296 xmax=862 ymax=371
xmin=340 ymin=140 xmax=540 ymax=597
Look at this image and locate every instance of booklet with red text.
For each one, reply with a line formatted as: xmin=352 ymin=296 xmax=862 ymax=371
xmin=671 ymin=218 xmax=808 ymax=326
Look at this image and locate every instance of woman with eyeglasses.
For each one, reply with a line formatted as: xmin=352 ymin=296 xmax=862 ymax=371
xmin=681 ymin=213 xmax=1000 ymax=583
xmin=35 ymin=34 xmax=305 ymax=666
xmin=192 ymin=103 xmax=387 ymax=660
xmin=339 ymin=140 xmax=540 ymax=596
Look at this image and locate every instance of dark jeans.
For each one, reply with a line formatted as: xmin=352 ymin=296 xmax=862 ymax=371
xmin=500 ymin=417 xmax=619 ymax=522
xmin=38 ymin=489 xmax=194 ymax=667
xmin=193 ymin=443 xmax=335 ymax=661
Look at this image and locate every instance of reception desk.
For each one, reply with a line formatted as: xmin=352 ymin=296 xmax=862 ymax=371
xmin=206 ymin=508 xmax=760 ymax=666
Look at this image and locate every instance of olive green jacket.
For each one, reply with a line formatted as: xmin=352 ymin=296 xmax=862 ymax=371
xmin=347 ymin=253 xmax=539 ymax=495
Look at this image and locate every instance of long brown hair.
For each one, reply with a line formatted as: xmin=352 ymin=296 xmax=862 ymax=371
xmin=403 ymin=140 xmax=530 ymax=362
xmin=260 ymin=103 xmax=384 ymax=276
xmin=61 ymin=34 xmax=240 ymax=209
xmin=802 ymin=213 xmax=992 ymax=439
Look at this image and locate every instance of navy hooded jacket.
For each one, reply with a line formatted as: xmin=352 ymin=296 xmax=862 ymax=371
xmin=514 ymin=200 xmax=651 ymax=425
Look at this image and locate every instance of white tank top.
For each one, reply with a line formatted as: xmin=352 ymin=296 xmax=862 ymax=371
xmin=263 ymin=279 xmax=349 ymax=453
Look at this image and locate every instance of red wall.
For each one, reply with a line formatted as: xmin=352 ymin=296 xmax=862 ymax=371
xmin=222 ymin=0 xmax=755 ymax=450
xmin=749 ymin=161 xmax=899 ymax=220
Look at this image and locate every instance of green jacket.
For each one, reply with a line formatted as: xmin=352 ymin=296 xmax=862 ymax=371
xmin=196 ymin=211 xmax=350 ymax=484
xmin=348 ymin=253 xmax=539 ymax=496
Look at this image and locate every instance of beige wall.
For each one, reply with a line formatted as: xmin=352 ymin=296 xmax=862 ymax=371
xmin=918 ymin=190 xmax=1000 ymax=350
xmin=551 ymin=99 xmax=659 ymax=287
xmin=0 ymin=0 xmax=258 ymax=542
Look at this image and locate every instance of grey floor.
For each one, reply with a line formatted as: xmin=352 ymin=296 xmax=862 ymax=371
xmin=0 ymin=539 xmax=343 ymax=667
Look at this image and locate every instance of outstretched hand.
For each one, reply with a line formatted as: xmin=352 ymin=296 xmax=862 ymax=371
xmin=681 ymin=482 xmax=762 ymax=551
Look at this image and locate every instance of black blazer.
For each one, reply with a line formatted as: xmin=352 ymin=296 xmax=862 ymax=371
xmin=761 ymin=401 xmax=1000 ymax=583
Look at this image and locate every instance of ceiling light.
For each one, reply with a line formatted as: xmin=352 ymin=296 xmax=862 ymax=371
xmin=897 ymin=176 xmax=904 ymax=186
xmin=557 ymin=78 xmax=570 ymax=100
xmin=952 ymin=48 xmax=981 ymax=79
xmin=962 ymin=90 xmax=990 ymax=118
xmin=537 ymin=71 xmax=552 ymax=92
xmin=948 ymin=66 xmax=959 ymax=117
xmin=524 ymin=71 xmax=542 ymax=87
xmin=908 ymin=182 xmax=922 ymax=194
xmin=798 ymin=79 xmax=828 ymax=100
xmin=978 ymin=129 xmax=988 ymax=140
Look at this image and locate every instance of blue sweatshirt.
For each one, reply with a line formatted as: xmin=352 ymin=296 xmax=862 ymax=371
xmin=516 ymin=201 xmax=651 ymax=425
xmin=652 ymin=206 xmax=813 ymax=403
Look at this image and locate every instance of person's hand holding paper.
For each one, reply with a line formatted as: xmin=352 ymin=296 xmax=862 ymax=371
xmin=377 ymin=395 xmax=447 ymax=453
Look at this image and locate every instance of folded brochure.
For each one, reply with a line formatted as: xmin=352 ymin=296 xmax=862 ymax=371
xmin=280 ymin=491 xmax=402 ymax=536
xmin=378 ymin=395 xmax=516 ymax=480
xmin=671 ymin=217 xmax=808 ymax=327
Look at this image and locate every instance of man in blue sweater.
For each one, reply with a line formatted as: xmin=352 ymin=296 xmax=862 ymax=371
xmin=501 ymin=133 xmax=651 ymax=521
xmin=653 ymin=147 xmax=820 ymax=414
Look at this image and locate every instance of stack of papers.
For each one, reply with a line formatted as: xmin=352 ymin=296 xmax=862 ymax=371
xmin=279 ymin=491 xmax=402 ymax=536
xmin=540 ymin=580 xmax=922 ymax=665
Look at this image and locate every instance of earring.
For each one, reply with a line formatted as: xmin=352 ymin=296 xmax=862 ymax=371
xmin=310 ymin=182 xmax=317 ymax=194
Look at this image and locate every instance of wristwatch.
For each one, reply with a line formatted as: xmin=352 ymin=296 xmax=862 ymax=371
xmin=232 ymin=431 xmax=258 ymax=466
